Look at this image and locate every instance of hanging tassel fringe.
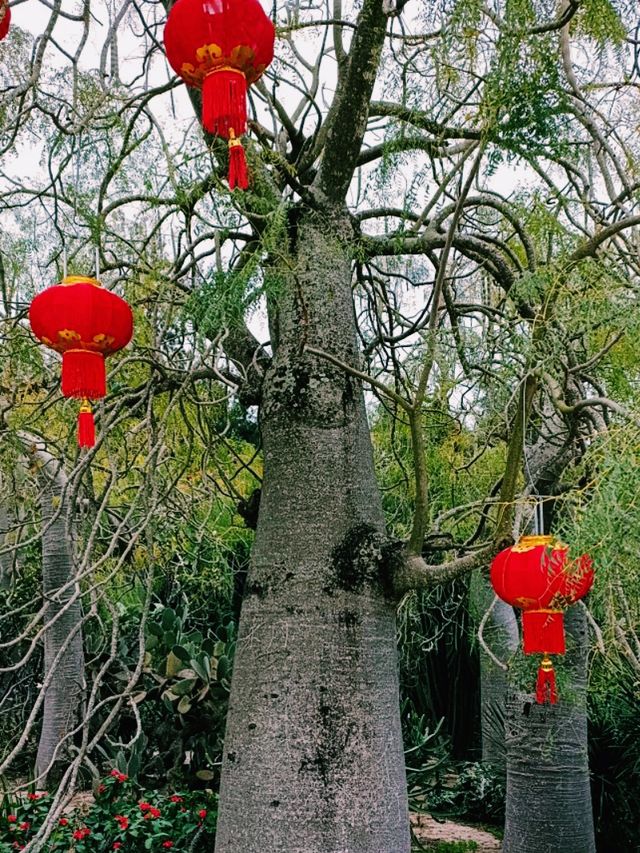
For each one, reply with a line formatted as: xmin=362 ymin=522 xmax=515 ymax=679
xmin=78 ymin=401 xmax=96 ymax=448
xmin=228 ymin=133 xmax=249 ymax=190
xmin=62 ymin=350 xmax=106 ymax=399
xmin=202 ymin=68 xmax=247 ymax=137
xmin=536 ymin=655 xmax=558 ymax=704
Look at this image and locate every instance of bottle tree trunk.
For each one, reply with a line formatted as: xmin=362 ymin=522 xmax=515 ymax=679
xmin=214 ymin=207 xmax=411 ymax=853
xmin=502 ymin=606 xmax=594 ymax=853
xmin=35 ymin=456 xmax=86 ymax=785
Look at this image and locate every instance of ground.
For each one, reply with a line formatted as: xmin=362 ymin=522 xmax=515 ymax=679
xmin=411 ymin=813 xmax=502 ymax=852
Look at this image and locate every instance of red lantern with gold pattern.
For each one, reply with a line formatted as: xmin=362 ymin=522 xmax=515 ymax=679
xmin=0 ymin=0 xmax=10 ymax=41
xmin=29 ymin=276 xmax=133 ymax=448
xmin=490 ymin=535 xmax=594 ymax=703
xmin=163 ymin=0 xmax=275 ymax=190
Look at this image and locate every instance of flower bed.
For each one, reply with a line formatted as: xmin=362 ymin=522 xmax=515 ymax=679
xmin=0 ymin=771 xmax=216 ymax=851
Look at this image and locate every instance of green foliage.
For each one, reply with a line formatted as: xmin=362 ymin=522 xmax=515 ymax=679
xmin=589 ymin=656 xmax=640 ymax=850
xmin=186 ymin=269 xmax=260 ymax=338
xmin=558 ymin=436 xmax=640 ymax=613
xmin=482 ymin=0 xmax=572 ymax=166
xmin=90 ymin=596 xmax=237 ymax=789
xmin=147 ymin=603 xmax=235 ymax=783
xmin=572 ymin=0 xmax=626 ymax=45
xmin=0 ymin=776 xmax=216 ymax=851
xmin=421 ymin=762 xmax=505 ymax=824
xmin=414 ymin=842 xmax=479 ymax=853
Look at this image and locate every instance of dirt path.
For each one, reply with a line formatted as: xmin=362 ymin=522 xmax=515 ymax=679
xmin=411 ymin=813 xmax=502 ymax=851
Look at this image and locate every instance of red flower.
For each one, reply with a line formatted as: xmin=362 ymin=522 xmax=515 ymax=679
xmin=162 ymin=843 xmax=174 ymax=849
xmin=59 ymin=818 xmax=69 ymax=827
xmin=73 ymin=827 xmax=91 ymax=840
xmin=143 ymin=806 xmax=161 ymax=820
xmin=18 ymin=822 xmax=30 ymax=831
xmin=109 ymin=769 xmax=128 ymax=782
xmin=115 ymin=814 xmax=129 ymax=830
xmin=113 ymin=844 xmax=123 ymax=850
xmin=7 ymin=815 xmax=17 ymax=823
xmin=97 ymin=784 xmax=106 ymax=794
xmin=27 ymin=793 xmax=38 ymax=801
xmin=198 ymin=809 xmax=207 ymax=819
xmin=169 ymin=795 xmax=183 ymax=803
xmin=139 ymin=802 xmax=151 ymax=811
xmin=12 ymin=843 xmax=24 ymax=850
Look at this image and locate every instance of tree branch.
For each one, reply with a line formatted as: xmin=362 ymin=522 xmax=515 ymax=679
xmin=314 ymin=0 xmax=388 ymax=201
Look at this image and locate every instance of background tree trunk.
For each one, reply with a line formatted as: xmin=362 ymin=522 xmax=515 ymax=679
xmin=472 ymin=571 xmax=519 ymax=769
xmin=34 ymin=453 xmax=86 ymax=785
xmin=215 ymin=209 xmax=410 ymax=853
xmin=502 ymin=606 xmax=594 ymax=853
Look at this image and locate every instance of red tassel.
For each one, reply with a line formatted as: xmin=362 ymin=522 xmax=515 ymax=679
xmin=228 ymin=135 xmax=249 ymax=190
xmin=78 ymin=402 xmax=96 ymax=448
xmin=62 ymin=350 xmax=106 ymax=399
xmin=202 ymin=68 xmax=247 ymax=137
xmin=536 ymin=655 xmax=558 ymax=704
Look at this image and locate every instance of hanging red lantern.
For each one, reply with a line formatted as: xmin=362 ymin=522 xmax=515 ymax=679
xmin=29 ymin=276 xmax=133 ymax=448
xmin=490 ymin=535 xmax=594 ymax=704
xmin=163 ymin=0 xmax=275 ymax=191
xmin=0 ymin=0 xmax=10 ymax=41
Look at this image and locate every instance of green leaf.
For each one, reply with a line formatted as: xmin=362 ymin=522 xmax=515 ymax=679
xmin=217 ymin=655 xmax=231 ymax=681
xmin=177 ymin=695 xmax=192 ymax=714
xmin=172 ymin=644 xmax=191 ymax=662
xmin=172 ymin=678 xmax=197 ymax=697
xmin=196 ymin=769 xmax=215 ymax=781
xmin=161 ymin=608 xmax=176 ymax=630
xmin=166 ymin=651 xmax=183 ymax=678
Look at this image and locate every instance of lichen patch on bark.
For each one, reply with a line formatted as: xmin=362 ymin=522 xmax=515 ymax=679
xmin=329 ymin=523 xmax=402 ymax=597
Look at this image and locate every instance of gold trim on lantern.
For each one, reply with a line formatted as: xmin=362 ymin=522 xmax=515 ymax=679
xmin=512 ymin=535 xmax=554 ymax=552
xmin=80 ymin=398 xmax=93 ymax=414
xmin=207 ymin=65 xmax=246 ymax=78
xmin=529 ymin=608 xmax=563 ymax=615
xmin=180 ymin=43 xmax=264 ymax=87
xmin=540 ymin=654 xmax=554 ymax=671
xmin=60 ymin=275 xmax=102 ymax=288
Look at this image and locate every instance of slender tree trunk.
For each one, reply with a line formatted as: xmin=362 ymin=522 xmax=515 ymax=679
xmin=0 ymin=498 xmax=12 ymax=589
xmin=215 ymin=208 xmax=410 ymax=852
xmin=502 ymin=606 xmax=594 ymax=853
xmin=35 ymin=455 xmax=85 ymax=784
xmin=472 ymin=571 xmax=519 ymax=769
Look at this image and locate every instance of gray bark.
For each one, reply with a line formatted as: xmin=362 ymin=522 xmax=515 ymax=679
xmin=214 ymin=210 xmax=410 ymax=853
xmin=0 ymin=499 xmax=12 ymax=589
xmin=33 ymin=451 xmax=85 ymax=784
xmin=502 ymin=600 xmax=594 ymax=852
xmin=472 ymin=571 xmax=519 ymax=769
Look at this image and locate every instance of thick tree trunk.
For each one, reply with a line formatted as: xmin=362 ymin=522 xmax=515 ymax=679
xmin=35 ymin=458 xmax=85 ymax=784
xmin=215 ymin=208 xmax=410 ymax=852
xmin=502 ymin=606 xmax=594 ymax=853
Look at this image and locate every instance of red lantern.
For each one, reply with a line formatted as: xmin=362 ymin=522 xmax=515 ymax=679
xmin=29 ymin=276 xmax=133 ymax=448
xmin=0 ymin=0 xmax=10 ymax=41
xmin=490 ymin=535 xmax=594 ymax=703
xmin=163 ymin=0 xmax=275 ymax=191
